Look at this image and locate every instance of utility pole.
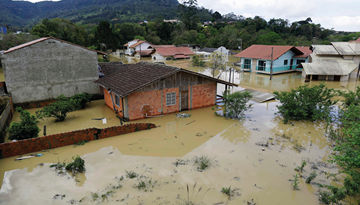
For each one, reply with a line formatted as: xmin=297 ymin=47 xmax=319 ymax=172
xmin=270 ymin=47 xmax=273 ymax=80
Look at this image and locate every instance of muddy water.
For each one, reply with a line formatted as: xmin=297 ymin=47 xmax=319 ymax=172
xmin=0 ymin=58 xmax=355 ymax=204
xmin=0 ymin=102 xmax=340 ymax=204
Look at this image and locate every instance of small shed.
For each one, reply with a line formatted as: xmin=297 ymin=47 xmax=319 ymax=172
xmin=96 ymin=62 xmax=236 ymax=120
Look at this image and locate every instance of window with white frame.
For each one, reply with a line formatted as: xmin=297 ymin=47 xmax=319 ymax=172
xmin=166 ymin=92 xmax=176 ymax=106
xmin=115 ymin=94 xmax=120 ymax=106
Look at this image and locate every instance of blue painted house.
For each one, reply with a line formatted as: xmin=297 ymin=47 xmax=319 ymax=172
xmin=234 ymin=45 xmax=311 ymax=74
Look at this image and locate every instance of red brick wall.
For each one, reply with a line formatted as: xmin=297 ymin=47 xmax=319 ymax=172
xmin=191 ymin=82 xmax=217 ymax=109
xmin=0 ymin=123 xmax=156 ymax=158
xmin=103 ymin=87 xmax=124 ymax=117
xmin=127 ymin=88 xmax=179 ymax=120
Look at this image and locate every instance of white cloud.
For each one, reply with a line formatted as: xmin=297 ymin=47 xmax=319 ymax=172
xmin=197 ymin=0 xmax=360 ymax=31
xmin=21 ymin=0 xmax=360 ymax=31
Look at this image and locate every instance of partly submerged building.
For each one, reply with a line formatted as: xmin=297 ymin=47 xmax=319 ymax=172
xmin=96 ymin=62 xmax=235 ymax=120
xmin=124 ymin=39 xmax=153 ymax=56
xmin=234 ymin=45 xmax=311 ymax=74
xmin=301 ymin=42 xmax=360 ymax=82
xmin=0 ymin=37 xmax=99 ymax=104
xmin=151 ymin=46 xmax=194 ymax=62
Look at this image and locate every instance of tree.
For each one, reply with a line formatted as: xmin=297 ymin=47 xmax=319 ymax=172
xmin=70 ymin=93 xmax=92 ymax=110
xmin=8 ymin=107 xmax=39 ymax=140
xmin=36 ymin=95 xmax=75 ymax=122
xmin=222 ymin=91 xmax=252 ymax=119
xmin=95 ymin=21 xmax=119 ymax=51
xmin=209 ymin=51 xmax=228 ymax=78
xmin=32 ymin=18 xmax=89 ymax=46
xmin=178 ymin=0 xmax=199 ymax=30
xmin=192 ymin=55 xmax=205 ymax=67
xmin=274 ymin=84 xmax=336 ymax=123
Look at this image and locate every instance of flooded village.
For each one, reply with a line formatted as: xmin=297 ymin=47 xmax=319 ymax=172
xmin=0 ymin=1 xmax=360 ymax=205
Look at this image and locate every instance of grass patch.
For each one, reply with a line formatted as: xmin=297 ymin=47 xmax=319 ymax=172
xmin=125 ymin=170 xmax=138 ymax=179
xmin=194 ymin=156 xmax=211 ymax=172
xmin=306 ymin=171 xmax=317 ymax=184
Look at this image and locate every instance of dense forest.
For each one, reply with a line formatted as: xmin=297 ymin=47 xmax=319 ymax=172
xmin=0 ymin=0 xmax=359 ymax=52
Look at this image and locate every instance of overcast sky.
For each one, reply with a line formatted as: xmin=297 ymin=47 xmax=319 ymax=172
xmin=26 ymin=0 xmax=360 ymax=32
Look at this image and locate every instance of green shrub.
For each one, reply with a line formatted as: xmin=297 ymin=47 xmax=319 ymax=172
xmin=8 ymin=107 xmax=39 ymax=140
xmin=36 ymin=95 xmax=75 ymax=121
xmin=274 ymin=84 xmax=336 ymax=123
xmin=339 ymin=86 xmax=360 ymax=108
xmin=223 ymin=91 xmax=252 ymax=119
xmin=65 ymin=156 xmax=85 ymax=174
xmin=70 ymin=93 xmax=92 ymax=110
xmin=192 ymin=55 xmax=205 ymax=67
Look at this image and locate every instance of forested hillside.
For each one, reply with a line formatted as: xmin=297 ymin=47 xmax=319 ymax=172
xmin=0 ymin=0 xmax=179 ymax=27
xmin=0 ymin=0 xmax=359 ymax=52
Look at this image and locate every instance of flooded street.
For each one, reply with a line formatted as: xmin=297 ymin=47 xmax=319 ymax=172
xmin=0 ymin=58 xmax=356 ymax=204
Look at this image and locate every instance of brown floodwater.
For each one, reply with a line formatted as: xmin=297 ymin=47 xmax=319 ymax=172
xmin=0 ymin=58 xmax=357 ymax=204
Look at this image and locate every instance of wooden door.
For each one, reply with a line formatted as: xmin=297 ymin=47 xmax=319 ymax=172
xmin=181 ymin=90 xmax=188 ymax=110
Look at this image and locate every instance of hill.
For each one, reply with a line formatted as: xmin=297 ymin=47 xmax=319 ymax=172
xmin=0 ymin=0 xmax=180 ymax=27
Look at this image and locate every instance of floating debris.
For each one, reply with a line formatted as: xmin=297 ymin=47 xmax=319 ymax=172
xmin=176 ymin=113 xmax=191 ymax=118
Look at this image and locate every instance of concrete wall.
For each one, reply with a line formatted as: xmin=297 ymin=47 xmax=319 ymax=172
xmin=2 ymin=39 xmax=99 ymax=103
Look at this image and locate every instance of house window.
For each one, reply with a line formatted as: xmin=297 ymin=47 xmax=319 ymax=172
xmin=257 ymin=60 xmax=266 ymax=71
xmin=115 ymin=94 xmax=120 ymax=106
xmin=244 ymin=59 xmax=251 ymax=69
xmin=296 ymin=59 xmax=305 ymax=65
xmin=166 ymin=92 xmax=176 ymax=106
xmin=284 ymin=60 xmax=288 ymax=65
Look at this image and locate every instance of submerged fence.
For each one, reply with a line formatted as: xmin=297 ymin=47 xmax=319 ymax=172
xmin=0 ymin=123 xmax=156 ymax=158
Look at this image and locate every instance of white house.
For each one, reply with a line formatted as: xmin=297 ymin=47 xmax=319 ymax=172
xmin=124 ymin=39 xmax=153 ymax=56
xmin=301 ymin=41 xmax=360 ymax=82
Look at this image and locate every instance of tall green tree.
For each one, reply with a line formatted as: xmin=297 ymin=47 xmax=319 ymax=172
xmin=95 ymin=21 xmax=119 ymax=51
xmin=178 ymin=0 xmax=199 ymax=30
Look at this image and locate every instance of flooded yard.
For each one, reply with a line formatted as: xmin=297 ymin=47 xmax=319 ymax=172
xmin=0 ymin=58 xmax=357 ymax=204
xmin=0 ymin=100 xmax=339 ymax=204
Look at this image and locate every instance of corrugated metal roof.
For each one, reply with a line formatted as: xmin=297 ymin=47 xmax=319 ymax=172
xmin=234 ymin=45 xmax=304 ymax=60
xmin=332 ymin=42 xmax=356 ymax=55
xmin=302 ymin=57 xmax=358 ymax=75
xmin=312 ymin=45 xmax=340 ymax=55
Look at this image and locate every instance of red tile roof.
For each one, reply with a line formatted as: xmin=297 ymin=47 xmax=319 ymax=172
xmin=96 ymin=62 xmax=236 ymax=97
xmin=4 ymin=37 xmax=98 ymax=54
xmin=174 ymin=54 xmax=190 ymax=59
xmin=155 ymin=46 xmax=194 ymax=57
xmin=234 ymin=45 xmax=304 ymax=60
xmin=294 ymin=46 xmax=312 ymax=58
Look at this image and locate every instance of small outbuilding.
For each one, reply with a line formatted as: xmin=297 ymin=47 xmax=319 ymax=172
xmin=124 ymin=39 xmax=153 ymax=56
xmin=96 ymin=62 xmax=235 ymax=120
xmin=0 ymin=37 xmax=99 ymax=104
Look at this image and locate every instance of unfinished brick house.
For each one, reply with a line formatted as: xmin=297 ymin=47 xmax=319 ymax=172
xmin=96 ymin=62 xmax=235 ymax=120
